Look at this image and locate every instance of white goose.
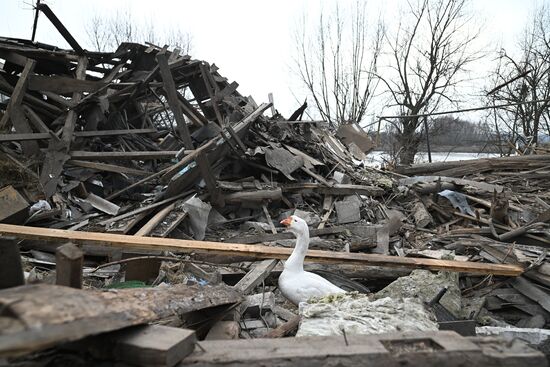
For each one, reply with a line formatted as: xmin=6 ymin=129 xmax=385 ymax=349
xmin=278 ymin=215 xmax=345 ymax=305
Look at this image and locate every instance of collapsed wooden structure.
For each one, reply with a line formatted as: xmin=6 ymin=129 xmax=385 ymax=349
xmin=0 ymin=31 xmax=381 ymax=243
xmin=1 ymin=4 xmax=550 ymax=366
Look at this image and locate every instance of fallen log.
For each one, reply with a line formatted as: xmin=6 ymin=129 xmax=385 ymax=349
xmin=0 ymin=224 xmax=524 ymax=276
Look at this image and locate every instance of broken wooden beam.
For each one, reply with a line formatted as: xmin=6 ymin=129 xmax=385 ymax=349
xmin=234 ymin=259 xmax=278 ymax=294
xmin=0 ymin=59 xmax=39 ymax=156
xmin=0 ymin=224 xmax=525 ymax=276
xmin=510 ymin=276 xmax=550 ymax=313
xmin=282 ymin=183 xmax=384 ymax=197
xmin=0 ymin=59 xmax=35 ymax=129
xmin=262 ymin=315 xmax=300 ymax=338
xmin=183 ymin=330 xmax=545 ymax=366
xmin=0 ymin=237 xmax=25 ymax=290
xmin=0 ymin=128 xmax=158 ymax=142
xmin=156 ymin=49 xmax=193 ymax=148
xmin=106 ymin=140 xmax=214 ymax=201
xmin=397 ymin=154 xmax=550 ymax=177
xmin=55 ymin=243 xmax=84 ymax=289
xmin=399 ymin=176 xmax=504 ymax=194
xmin=36 ymin=4 xmax=84 ymax=53
xmin=0 ymin=283 xmax=240 ymax=358
xmin=0 ymin=185 xmax=29 ymax=223
xmin=99 ymin=191 xmax=191 ymax=226
xmin=61 ymin=55 xmax=88 ymax=146
xmin=28 ymin=74 xmax=107 ymax=94
xmin=230 ymin=225 xmax=349 ymax=244
xmin=69 ymin=151 xmax=179 ymax=161
xmin=91 ymin=325 xmax=197 ymax=367
xmin=66 ymin=160 xmax=151 ymax=176
xmin=134 ymin=203 xmax=176 ymax=236
xmin=224 ymin=188 xmax=282 ymax=204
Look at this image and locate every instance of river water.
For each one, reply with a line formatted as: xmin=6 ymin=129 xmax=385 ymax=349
xmin=364 ymin=151 xmax=500 ymax=168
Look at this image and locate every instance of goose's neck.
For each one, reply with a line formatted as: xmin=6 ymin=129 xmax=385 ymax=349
xmin=284 ymin=229 xmax=309 ymax=271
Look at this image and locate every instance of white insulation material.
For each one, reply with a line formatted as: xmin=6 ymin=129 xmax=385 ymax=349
xmin=297 ymin=293 xmax=438 ymax=337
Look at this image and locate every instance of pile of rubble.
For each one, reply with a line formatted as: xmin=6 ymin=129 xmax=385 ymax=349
xmin=0 ymin=31 xmax=386 ymax=246
xmin=0 ymin=5 xmax=549 ymax=367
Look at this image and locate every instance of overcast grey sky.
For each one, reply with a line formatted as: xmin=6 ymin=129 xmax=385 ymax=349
xmin=0 ymin=0 xmax=535 ymax=121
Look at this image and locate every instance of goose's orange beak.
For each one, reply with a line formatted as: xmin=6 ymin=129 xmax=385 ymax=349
xmin=280 ymin=217 xmax=292 ymax=227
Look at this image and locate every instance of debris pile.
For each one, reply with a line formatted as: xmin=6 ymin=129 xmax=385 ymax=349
xmin=0 ymin=34 xmax=387 ymax=249
xmin=0 ymin=6 xmax=549 ymax=366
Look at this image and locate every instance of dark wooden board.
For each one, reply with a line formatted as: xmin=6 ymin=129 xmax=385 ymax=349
xmin=0 ymin=283 xmax=240 ymax=358
xmin=182 ymin=330 xmax=545 ymax=367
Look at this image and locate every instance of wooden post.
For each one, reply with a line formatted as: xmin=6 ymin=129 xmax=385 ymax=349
xmin=56 ymin=243 xmax=84 ymax=288
xmin=31 ymin=0 xmax=41 ymax=42
xmin=157 ymin=51 xmax=224 ymax=206
xmin=0 ymin=237 xmax=25 ymax=289
xmin=61 ymin=56 xmax=88 ymax=146
xmin=156 ymin=50 xmax=193 ymax=149
xmin=423 ymin=116 xmax=432 ymax=163
xmin=0 ymin=59 xmax=39 ymax=156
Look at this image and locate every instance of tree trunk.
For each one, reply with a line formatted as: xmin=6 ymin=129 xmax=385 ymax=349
xmin=398 ymin=118 xmax=421 ymax=165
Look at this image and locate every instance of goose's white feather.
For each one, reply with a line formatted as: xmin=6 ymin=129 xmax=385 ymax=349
xmin=278 ymin=215 xmax=345 ymax=305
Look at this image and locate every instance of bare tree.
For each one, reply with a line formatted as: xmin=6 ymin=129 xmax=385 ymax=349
xmin=86 ymin=9 xmax=192 ymax=53
xmin=379 ymin=0 xmax=481 ymax=164
xmin=293 ymin=2 xmax=383 ymax=129
xmin=488 ymin=3 xmax=550 ymax=153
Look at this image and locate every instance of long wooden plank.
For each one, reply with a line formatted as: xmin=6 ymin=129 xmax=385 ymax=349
xmin=74 ymin=128 xmax=158 ymax=137
xmin=0 ymin=224 xmax=524 ymax=276
xmin=282 ymin=183 xmax=385 ymax=197
xmin=0 ymin=129 xmax=158 ymax=142
xmin=183 ymin=331 xmax=544 ymax=366
xmin=70 ymin=151 xmax=180 ymax=160
xmin=66 ymin=160 xmax=151 ymax=176
xmin=28 ymin=74 xmax=107 ymax=94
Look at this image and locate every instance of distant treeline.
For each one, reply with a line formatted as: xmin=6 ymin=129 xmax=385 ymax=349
xmin=376 ymin=116 xmax=498 ymax=153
